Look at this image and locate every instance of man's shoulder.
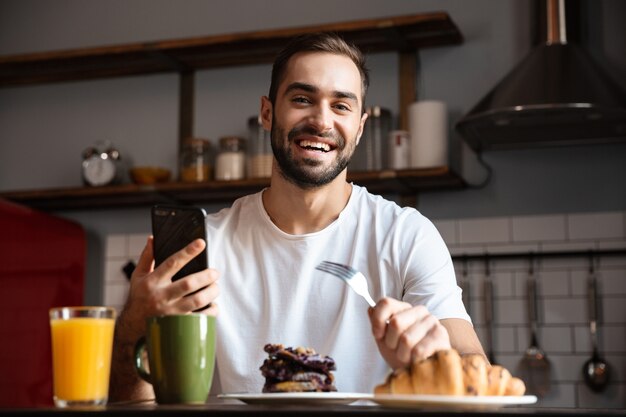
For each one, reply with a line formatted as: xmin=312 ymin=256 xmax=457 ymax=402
xmin=232 ymin=190 xmax=263 ymax=210
xmin=206 ymin=190 xmax=263 ymax=222
xmin=351 ymin=184 xmax=421 ymax=217
xmin=349 ymin=184 xmax=437 ymax=236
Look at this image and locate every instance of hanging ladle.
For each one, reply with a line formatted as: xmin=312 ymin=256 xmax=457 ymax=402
xmin=582 ymin=253 xmax=611 ymax=392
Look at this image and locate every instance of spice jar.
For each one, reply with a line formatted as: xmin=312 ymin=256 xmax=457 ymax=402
xmin=388 ymin=130 xmax=411 ymax=169
xmin=247 ymin=115 xmax=273 ymax=178
xmin=180 ymin=138 xmax=211 ymax=182
xmin=215 ymin=136 xmax=246 ymax=180
xmin=364 ymin=106 xmax=391 ymax=171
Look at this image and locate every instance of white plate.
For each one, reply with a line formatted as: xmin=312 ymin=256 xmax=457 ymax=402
xmin=372 ymin=394 xmax=537 ymax=410
xmin=218 ymin=392 xmax=373 ymax=405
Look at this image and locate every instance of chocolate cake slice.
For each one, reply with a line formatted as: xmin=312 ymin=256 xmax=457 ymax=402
xmin=260 ymin=343 xmax=337 ymax=392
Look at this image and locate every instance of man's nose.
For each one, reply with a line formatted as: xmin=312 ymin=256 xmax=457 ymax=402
xmin=307 ymin=105 xmax=333 ymax=133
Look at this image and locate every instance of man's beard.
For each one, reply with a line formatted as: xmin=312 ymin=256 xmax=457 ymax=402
xmin=270 ymin=118 xmax=356 ymax=189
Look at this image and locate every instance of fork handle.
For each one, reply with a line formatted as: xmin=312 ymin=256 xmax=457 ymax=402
xmin=363 ymin=293 xmax=376 ymax=307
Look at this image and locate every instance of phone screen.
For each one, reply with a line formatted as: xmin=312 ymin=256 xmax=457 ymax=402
xmin=151 ymin=205 xmax=208 ymax=282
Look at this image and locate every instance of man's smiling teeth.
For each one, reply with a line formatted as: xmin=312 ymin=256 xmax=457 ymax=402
xmin=298 ymin=140 xmax=331 ymax=152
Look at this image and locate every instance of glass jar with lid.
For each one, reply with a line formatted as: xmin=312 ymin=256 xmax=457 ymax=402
xmin=179 ymin=138 xmax=211 ymax=182
xmin=350 ymin=106 xmax=392 ymax=171
xmin=247 ymin=115 xmax=273 ymax=178
xmin=215 ymin=136 xmax=246 ymax=180
xmin=365 ymin=106 xmax=391 ymax=171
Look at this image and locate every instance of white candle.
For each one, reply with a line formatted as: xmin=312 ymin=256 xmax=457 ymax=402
xmin=408 ymin=100 xmax=448 ymax=168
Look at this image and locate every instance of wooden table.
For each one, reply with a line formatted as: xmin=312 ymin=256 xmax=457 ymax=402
xmin=5 ymin=401 xmax=626 ymax=417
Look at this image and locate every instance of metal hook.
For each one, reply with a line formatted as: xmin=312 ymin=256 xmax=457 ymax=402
xmin=588 ymin=250 xmax=596 ymax=275
xmin=484 ymin=253 xmax=490 ymax=278
xmin=462 ymin=254 xmax=469 ymax=278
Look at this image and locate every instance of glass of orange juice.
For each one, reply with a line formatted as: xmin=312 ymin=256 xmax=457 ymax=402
xmin=49 ymin=306 xmax=116 ymax=408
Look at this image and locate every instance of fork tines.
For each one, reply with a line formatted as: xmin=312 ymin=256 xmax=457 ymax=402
xmin=315 ymin=260 xmax=356 ymax=279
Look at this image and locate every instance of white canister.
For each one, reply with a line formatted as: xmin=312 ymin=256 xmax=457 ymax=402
xmin=408 ymin=100 xmax=448 ymax=168
xmin=215 ymin=136 xmax=246 ymax=180
xmin=387 ymin=130 xmax=411 ymax=169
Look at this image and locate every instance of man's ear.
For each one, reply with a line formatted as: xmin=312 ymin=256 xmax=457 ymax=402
xmin=355 ymin=111 xmax=368 ymax=146
xmin=260 ymin=96 xmax=273 ymax=131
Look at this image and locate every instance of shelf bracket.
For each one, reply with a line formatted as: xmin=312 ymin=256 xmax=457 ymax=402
xmin=178 ymin=70 xmax=195 ymax=180
xmin=398 ymin=50 xmax=420 ymax=131
xmin=179 ymin=70 xmax=195 ymax=145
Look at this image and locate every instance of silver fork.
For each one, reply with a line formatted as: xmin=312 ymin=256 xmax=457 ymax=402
xmin=315 ymin=261 xmax=376 ymax=307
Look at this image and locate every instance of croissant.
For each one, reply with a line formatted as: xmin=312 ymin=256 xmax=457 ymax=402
xmin=374 ymin=349 xmax=525 ymax=396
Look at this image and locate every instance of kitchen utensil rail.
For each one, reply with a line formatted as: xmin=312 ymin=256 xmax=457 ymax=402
xmin=452 ymin=248 xmax=626 ymax=263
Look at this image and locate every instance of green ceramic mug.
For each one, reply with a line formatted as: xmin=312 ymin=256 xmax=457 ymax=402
xmin=134 ymin=314 xmax=216 ymax=404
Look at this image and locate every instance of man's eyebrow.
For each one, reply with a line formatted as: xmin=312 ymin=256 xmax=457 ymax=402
xmin=333 ymin=90 xmax=358 ymax=102
xmin=284 ymin=82 xmax=359 ymax=102
xmin=284 ymin=82 xmax=317 ymax=95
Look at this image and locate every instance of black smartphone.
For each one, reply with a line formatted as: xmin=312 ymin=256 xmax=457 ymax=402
xmin=151 ymin=205 xmax=208 ymax=282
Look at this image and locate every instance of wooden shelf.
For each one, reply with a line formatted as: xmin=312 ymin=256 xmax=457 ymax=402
xmin=0 ymin=13 xmax=462 ymax=87
xmin=0 ymin=168 xmax=464 ymax=211
xmin=0 ymin=13 xmax=465 ymax=210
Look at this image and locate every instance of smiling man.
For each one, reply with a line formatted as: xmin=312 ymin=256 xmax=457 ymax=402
xmin=266 ymin=52 xmax=364 ymax=191
xmin=259 ymin=48 xmax=367 ymax=235
xmin=110 ymin=33 xmax=484 ymax=401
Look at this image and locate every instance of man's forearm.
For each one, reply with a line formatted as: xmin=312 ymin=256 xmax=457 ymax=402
xmin=441 ymin=318 xmax=486 ymax=357
xmin=108 ymin=310 xmax=153 ymax=402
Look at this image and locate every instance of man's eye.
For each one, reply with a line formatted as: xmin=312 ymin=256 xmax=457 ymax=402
xmin=292 ymin=97 xmax=311 ymax=104
xmin=334 ymin=103 xmax=351 ymax=112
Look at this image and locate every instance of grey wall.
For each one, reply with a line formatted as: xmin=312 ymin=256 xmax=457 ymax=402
xmin=1 ymin=0 xmax=625 ymax=302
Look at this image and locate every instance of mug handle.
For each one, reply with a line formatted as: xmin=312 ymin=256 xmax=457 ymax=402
xmin=134 ymin=336 xmax=152 ymax=383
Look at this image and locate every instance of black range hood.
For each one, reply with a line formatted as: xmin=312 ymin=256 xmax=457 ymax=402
xmin=456 ymin=0 xmax=626 ymax=151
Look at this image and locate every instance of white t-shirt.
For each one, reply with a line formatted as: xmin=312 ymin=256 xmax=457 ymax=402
xmin=205 ymin=184 xmax=469 ymax=395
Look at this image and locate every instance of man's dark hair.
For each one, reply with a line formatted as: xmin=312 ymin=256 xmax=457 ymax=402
xmin=268 ymin=33 xmax=369 ymax=110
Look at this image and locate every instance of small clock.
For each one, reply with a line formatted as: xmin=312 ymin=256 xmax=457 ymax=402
xmin=82 ymin=141 xmax=121 ymax=187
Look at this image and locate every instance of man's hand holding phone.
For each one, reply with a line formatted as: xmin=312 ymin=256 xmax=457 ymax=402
xmin=109 ymin=207 xmax=219 ymax=404
xmin=121 ymin=234 xmax=219 ymax=339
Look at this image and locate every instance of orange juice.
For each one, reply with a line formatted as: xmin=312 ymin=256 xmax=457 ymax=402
xmin=50 ymin=317 xmax=115 ymax=404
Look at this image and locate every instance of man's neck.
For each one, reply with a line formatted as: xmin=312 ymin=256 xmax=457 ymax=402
xmin=262 ymin=168 xmax=352 ymax=235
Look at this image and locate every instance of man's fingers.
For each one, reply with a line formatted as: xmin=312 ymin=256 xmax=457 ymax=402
xmin=394 ymin=313 xmax=440 ymax=364
xmin=154 ymin=238 xmax=206 ymax=281
xmin=383 ymin=305 xmax=431 ymax=351
xmin=370 ymin=297 xmax=412 ymax=339
xmin=169 ymin=268 xmax=219 ymax=306
xmin=133 ymin=236 xmax=155 ymax=275
xmin=410 ymin=323 xmax=451 ymax=363
xmin=167 ymin=267 xmax=218 ymax=300
xmin=201 ymin=302 xmax=219 ymax=317
xmin=177 ymin=281 xmax=220 ymax=313
xmin=370 ymin=299 xmax=453 ymax=370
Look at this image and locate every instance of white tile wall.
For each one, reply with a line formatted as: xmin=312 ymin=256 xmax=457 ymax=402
xmin=432 ymin=219 xmax=457 ymax=245
xmin=459 ymin=217 xmax=510 ymax=245
xmin=102 ymin=211 xmax=626 ymax=409
xmin=105 ymin=235 xmax=127 ymax=258
xmin=535 ymin=270 xmax=569 ymax=297
xmin=128 ymin=234 xmax=149 ymax=258
xmin=512 ymin=215 xmax=567 ymax=242
xmin=568 ymin=212 xmax=625 ymax=241
xmin=103 ymin=233 xmax=147 ymax=313
xmin=448 ymin=210 xmax=626 ymax=409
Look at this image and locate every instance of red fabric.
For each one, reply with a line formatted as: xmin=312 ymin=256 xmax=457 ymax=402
xmin=0 ymin=199 xmax=85 ymax=408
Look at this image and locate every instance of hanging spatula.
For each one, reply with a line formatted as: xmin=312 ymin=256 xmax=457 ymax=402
xmin=516 ymin=257 xmax=551 ymax=398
